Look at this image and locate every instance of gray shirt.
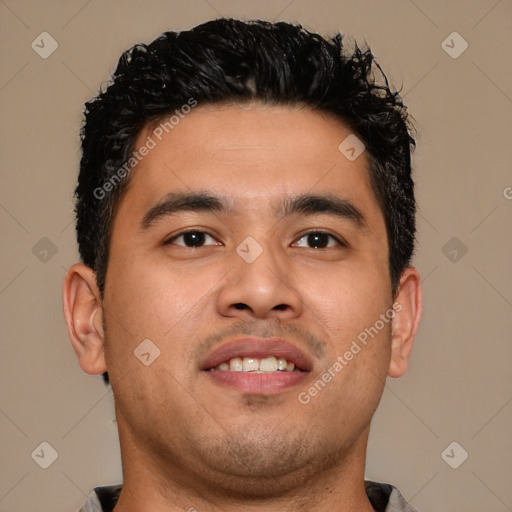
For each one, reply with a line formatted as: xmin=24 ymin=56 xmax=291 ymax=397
xmin=77 ymin=481 xmax=419 ymax=511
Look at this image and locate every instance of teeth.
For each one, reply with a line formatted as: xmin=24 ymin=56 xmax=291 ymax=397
xmin=229 ymin=357 xmax=243 ymax=371
xmin=259 ymin=356 xmax=278 ymax=372
xmin=214 ymin=356 xmax=300 ymax=372
xmin=242 ymin=357 xmax=259 ymax=372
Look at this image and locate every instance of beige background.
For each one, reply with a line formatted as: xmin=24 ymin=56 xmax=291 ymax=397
xmin=1 ymin=1 xmax=511 ymax=511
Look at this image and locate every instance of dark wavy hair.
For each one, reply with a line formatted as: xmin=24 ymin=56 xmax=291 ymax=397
xmin=76 ymin=19 xmax=416 ymax=382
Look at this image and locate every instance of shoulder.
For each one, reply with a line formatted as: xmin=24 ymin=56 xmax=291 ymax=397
xmin=76 ymin=485 xmax=122 ymax=512
xmin=365 ymin=480 xmax=420 ymax=512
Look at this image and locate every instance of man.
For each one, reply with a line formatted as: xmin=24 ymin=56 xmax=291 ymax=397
xmin=63 ymin=18 xmax=422 ymax=512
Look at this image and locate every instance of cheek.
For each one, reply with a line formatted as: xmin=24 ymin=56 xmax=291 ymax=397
xmin=300 ymin=259 xmax=391 ymax=340
xmin=300 ymin=260 xmax=392 ymax=398
xmin=105 ymin=253 xmax=218 ymax=335
xmin=102 ymin=253 xmax=227 ymax=379
xmin=301 ymin=325 xmax=392 ymax=433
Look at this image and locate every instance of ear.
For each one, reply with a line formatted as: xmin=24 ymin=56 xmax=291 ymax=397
xmin=388 ymin=266 xmax=423 ymax=378
xmin=62 ymin=263 xmax=107 ymax=375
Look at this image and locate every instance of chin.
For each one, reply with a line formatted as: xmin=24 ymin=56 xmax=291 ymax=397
xmin=185 ymin=426 xmax=341 ymax=499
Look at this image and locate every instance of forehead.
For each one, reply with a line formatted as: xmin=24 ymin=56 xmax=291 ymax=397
xmin=118 ymin=103 xmax=383 ymax=230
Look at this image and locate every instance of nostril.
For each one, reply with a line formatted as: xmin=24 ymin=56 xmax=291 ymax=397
xmin=274 ymin=304 xmax=287 ymax=311
xmin=234 ymin=303 xmax=249 ymax=310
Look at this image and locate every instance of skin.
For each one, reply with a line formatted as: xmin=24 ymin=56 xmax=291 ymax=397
xmin=63 ymin=103 xmax=422 ymax=512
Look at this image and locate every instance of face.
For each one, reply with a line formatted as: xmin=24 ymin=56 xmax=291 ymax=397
xmin=101 ymin=104 xmax=397 ymax=494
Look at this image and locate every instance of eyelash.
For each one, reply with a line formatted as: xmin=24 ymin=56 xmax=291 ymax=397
xmin=294 ymin=230 xmax=346 ymax=249
xmin=164 ymin=229 xmax=346 ymax=249
xmin=165 ymin=230 xmax=220 ymax=247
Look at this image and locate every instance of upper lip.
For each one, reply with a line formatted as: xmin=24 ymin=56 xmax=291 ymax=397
xmin=201 ymin=337 xmax=313 ymax=371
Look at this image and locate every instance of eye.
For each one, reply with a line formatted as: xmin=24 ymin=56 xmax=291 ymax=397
xmin=165 ymin=230 xmax=220 ymax=248
xmin=293 ymin=231 xmax=343 ymax=249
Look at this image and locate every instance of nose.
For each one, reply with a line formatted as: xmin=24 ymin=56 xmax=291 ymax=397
xmin=215 ymin=241 xmax=303 ymax=321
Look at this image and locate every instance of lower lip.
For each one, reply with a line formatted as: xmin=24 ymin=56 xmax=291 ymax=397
xmin=204 ymin=370 xmax=309 ymax=394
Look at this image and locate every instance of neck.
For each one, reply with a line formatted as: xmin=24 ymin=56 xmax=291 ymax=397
xmin=113 ymin=418 xmax=376 ymax=512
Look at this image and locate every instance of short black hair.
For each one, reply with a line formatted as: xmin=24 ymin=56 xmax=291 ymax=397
xmin=75 ymin=18 xmax=416 ymax=382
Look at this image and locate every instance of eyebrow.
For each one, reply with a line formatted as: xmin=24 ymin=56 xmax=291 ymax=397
xmin=140 ymin=191 xmax=367 ymax=231
xmin=140 ymin=192 xmax=229 ymax=230
xmin=278 ymin=194 xmax=367 ymax=229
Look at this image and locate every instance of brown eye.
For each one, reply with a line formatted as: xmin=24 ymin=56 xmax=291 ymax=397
xmin=294 ymin=231 xmax=341 ymax=249
xmin=307 ymin=233 xmax=330 ymax=248
xmin=167 ymin=231 xmax=219 ymax=247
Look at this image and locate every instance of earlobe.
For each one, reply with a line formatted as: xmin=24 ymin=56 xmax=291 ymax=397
xmin=62 ymin=263 xmax=107 ymax=375
xmin=388 ymin=267 xmax=423 ymax=378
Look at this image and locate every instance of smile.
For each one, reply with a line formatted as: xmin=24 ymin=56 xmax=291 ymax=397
xmin=209 ymin=356 xmax=302 ymax=373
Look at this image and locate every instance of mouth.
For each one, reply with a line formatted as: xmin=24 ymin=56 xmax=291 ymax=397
xmin=201 ymin=337 xmax=312 ymax=394
xmin=208 ymin=355 xmax=302 ymax=373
